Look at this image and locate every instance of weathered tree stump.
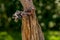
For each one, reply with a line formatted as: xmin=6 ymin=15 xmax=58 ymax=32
xmin=19 ymin=0 xmax=45 ymax=40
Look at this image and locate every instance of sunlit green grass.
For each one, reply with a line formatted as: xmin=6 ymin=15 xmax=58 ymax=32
xmin=0 ymin=31 xmax=60 ymax=40
xmin=45 ymin=31 xmax=60 ymax=40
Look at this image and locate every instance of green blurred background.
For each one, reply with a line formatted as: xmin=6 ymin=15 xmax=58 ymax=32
xmin=0 ymin=0 xmax=60 ymax=40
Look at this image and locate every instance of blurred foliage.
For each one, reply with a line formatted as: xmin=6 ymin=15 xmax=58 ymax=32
xmin=0 ymin=0 xmax=60 ymax=40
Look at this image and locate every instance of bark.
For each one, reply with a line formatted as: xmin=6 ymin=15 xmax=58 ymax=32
xmin=19 ymin=0 xmax=45 ymax=40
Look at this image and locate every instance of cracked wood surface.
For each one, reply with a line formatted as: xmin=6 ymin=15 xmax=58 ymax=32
xmin=19 ymin=0 xmax=45 ymax=40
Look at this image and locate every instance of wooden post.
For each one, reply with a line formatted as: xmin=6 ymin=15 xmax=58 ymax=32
xmin=19 ymin=0 xmax=45 ymax=40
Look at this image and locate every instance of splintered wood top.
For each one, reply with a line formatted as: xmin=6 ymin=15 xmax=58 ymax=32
xmin=19 ymin=0 xmax=35 ymax=10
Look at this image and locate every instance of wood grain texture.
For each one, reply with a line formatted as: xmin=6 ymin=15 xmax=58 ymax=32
xmin=19 ymin=0 xmax=45 ymax=40
xmin=19 ymin=0 xmax=35 ymax=10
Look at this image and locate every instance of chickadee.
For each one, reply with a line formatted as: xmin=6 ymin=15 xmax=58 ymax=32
xmin=12 ymin=10 xmax=22 ymax=22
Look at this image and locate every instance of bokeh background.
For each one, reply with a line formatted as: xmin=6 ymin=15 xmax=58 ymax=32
xmin=0 ymin=0 xmax=60 ymax=40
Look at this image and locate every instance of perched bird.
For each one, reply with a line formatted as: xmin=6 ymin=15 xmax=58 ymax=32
xmin=12 ymin=10 xmax=22 ymax=22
